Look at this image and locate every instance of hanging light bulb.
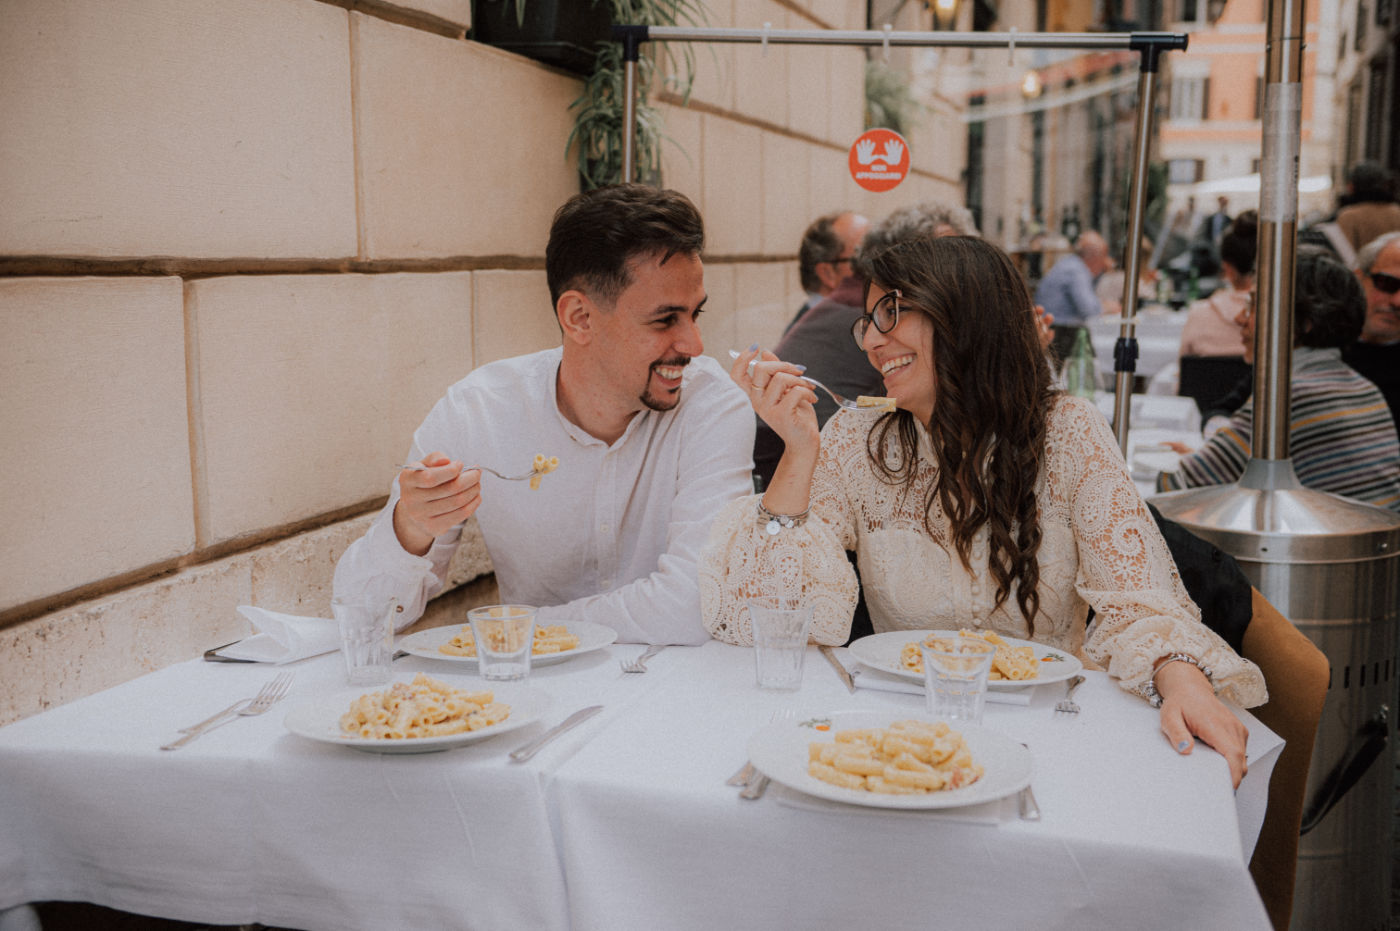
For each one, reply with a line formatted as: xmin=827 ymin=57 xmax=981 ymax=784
xmin=1020 ymin=70 xmax=1043 ymax=98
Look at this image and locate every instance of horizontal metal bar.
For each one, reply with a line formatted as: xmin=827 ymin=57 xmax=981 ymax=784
xmin=635 ymin=25 xmax=1186 ymax=53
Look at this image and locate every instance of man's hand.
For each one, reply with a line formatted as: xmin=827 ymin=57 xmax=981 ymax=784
xmin=1033 ymin=304 xmax=1054 ymax=351
xmin=392 ymin=453 xmax=482 ymax=556
xmin=1155 ymin=658 xmax=1249 ymax=788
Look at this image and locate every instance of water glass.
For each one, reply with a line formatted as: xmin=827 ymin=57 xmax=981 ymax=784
xmin=747 ymin=598 xmax=814 ymax=690
xmin=332 ymin=596 xmax=396 ymax=686
xmin=920 ymin=635 xmax=996 ymax=724
xmin=468 ymin=605 xmax=537 ymax=681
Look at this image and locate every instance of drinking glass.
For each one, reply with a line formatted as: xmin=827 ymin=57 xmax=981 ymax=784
xmin=920 ymin=635 xmax=996 ymax=724
xmin=332 ymin=596 xmax=396 ymax=686
xmin=468 ymin=605 xmax=537 ymax=680
xmin=747 ymin=598 xmax=813 ymax=690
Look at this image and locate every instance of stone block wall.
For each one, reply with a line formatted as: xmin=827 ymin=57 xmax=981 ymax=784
xmin=0 ymin=0 xmax=965 ymax=724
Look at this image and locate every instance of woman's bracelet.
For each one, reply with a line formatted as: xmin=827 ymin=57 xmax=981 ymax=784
xmin=757 ymin=500 xmax=810 ymax=535
xmin=1142 ymin=652 xmax=1215 ymax=708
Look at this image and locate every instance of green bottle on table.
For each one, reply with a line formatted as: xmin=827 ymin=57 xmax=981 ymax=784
xmin=1064 ymin=328 xmax=1096 ymax=398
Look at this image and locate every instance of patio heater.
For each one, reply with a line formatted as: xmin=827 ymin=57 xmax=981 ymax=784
xmin=1150 ymin=0 xmax=1400 ymax=925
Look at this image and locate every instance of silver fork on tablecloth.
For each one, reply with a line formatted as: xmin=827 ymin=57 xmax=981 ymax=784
xmin=620 ymin=645 xmax=666 ymax=674
xmin=1055 ymin=675 xmax=1086 ymax=715
xmin=161 ymin=672 xmax=294 ymax=750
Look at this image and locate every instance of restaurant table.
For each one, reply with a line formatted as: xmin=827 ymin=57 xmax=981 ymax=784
xmin=0 ymin=639 xmax=1280 ymax=931
xmin=1089 ymin=306 xmax=1188 ymax=382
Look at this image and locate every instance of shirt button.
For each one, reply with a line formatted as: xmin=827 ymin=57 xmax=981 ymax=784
xmin=600 ymin=523 xmax=610 ymax=533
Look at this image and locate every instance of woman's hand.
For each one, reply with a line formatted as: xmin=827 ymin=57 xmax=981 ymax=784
xmin=1154 ymin=659 xmax=1249 ymax=788
xmin=730 ymin=346 xmax=820 ymax=456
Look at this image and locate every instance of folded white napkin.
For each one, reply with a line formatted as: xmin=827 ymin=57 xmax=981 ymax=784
xmin=845 ymin=662 xmax=1032 ymax=706
xmin=214 ymin=606 xmax=343 ymax=664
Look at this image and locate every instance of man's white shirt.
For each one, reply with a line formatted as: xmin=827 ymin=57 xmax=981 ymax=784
xmin=333 ymin=347 xmax=755 ymax=644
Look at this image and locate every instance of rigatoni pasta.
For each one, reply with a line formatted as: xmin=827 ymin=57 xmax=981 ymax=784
xmin=900 ymin=629 xmax=1040 ymax=681
xmin=807 ymin=719 xmax=983 ymax=794
xmin=529 ymin=454 xmax=560 ymax=490
xmin=439 ymin=623 xmax=580 ymax=658
xmin=339 ymin=673 xmax=510 ymax=740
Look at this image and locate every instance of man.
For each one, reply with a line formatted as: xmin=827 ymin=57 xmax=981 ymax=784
xmin=334 ymin=185 xmax=755 ymax=644
xmin=786 ymin=210 xmax=869 ymax=334
xmin=1335 ymin=162 xmax=1400 ymax=253
xmin=1034 ymin=229 xmax=1112 ymax=366
xmin=1159 ymin=247 xmax=1400 ymax=512
xmin=1344 ymin=232 xmax=1400 ymax=433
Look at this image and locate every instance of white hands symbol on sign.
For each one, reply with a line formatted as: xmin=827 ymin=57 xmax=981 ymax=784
xmin=855 ymin=139 xmax=877 ymax=165
xmin=881 ymin=139 xmax=904 ymax=164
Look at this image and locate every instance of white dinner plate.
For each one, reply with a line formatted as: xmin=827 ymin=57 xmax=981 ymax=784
xmin=397 ymin=620 xmax=618 ymax=667
xmin=283 ymin=676 xmax=552 ymax=754
xmin=846 ymin=630 xmax=1083 ymax=690
xmin=746 ymin=711 xmax=1032 ymax=810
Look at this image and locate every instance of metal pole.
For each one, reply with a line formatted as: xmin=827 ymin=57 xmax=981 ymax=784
xmin=640 ymin=25 xmax=1186 ymax=52
xmin=615 ymin=26 xmax=644 ymax=184
xmin=1251 ymin=0 xmax=1306 ymax=468
xmin=1109 ymin=42 xmax=1166 ymax=453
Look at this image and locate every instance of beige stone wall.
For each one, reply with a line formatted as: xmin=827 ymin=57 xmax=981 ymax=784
xmin=0 ymin=0 xmax=965 ymax=724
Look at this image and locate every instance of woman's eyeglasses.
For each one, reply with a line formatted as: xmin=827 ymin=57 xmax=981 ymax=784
xmin=851 ymin=289 xmax=903 ymax=348
xmin=1370 ymin=271 xmax=1400 ymax=295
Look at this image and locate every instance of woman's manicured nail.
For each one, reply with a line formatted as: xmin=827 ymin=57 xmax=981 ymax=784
xmin=747 ymin=342 xmax=759 ymax=351
xmin=795 ymin=364 xmax=808 ymax=373
xmin=1176 ymin=740 xmax=1190 ymax=752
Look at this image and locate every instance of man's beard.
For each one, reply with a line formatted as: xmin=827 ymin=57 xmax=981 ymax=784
xmin=641 ymin=357 xmax=690 ymax=412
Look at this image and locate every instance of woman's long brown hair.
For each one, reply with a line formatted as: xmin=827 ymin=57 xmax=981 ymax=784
xmin=861 ymin=236 xmax=1055 ymax=634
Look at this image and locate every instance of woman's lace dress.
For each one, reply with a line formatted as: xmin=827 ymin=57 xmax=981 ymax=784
xmin=699 ymin=395 xmax=1265 ymax=706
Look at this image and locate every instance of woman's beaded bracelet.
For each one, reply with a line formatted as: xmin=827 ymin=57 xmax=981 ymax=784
xmin=1142 ymin=652 xmax=1215 ymax=708
xmin=757 ymin=500 xmax=810 ymax=535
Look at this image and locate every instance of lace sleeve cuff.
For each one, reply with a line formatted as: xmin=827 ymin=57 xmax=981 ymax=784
xmin=699 ymin=494 xmax=858 ymax=646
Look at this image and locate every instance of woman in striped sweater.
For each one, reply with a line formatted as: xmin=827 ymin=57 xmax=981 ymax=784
xmin=1157 ymin=247 xmax=1400 ymax=511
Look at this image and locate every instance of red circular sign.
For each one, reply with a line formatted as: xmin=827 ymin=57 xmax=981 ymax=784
xmin=848 ymin=128 xmax=910 ymax=193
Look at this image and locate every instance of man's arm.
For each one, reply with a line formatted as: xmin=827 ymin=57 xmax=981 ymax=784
xmin=534 ymin=379 xmax=757 ymax=644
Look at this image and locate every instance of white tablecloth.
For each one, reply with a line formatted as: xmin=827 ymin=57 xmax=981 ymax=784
xmin=0 ymin=640 xmax=1280 ymax=931
xmin=1090 ymin=308 xmax=1188 ymax=381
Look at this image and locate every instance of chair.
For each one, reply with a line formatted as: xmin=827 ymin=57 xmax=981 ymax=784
xmin=1239 ymin=588 xmax=1330 ymax=931
xmin=1177 ymin=355 xmax=1251 ymax=417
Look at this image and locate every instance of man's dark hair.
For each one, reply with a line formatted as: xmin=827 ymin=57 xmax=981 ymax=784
xmin=1348 ymin=161 xmax=1396 ymax=204
xmin=798 ymin=213 xmax=847 ymax=294
xmin=545 ymin=184 xmax=704 ymax=307
xmin=1294 ymin=246 xmax=1366 ymax=349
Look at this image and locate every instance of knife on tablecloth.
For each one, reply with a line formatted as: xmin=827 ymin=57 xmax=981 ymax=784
xmin=817 ymin=644 xmax=856 ymax=693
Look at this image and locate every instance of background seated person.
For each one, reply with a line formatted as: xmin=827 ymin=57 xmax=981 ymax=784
xmin=708 ymin=236 xmax=1266 ymax=787
xmin=1157 ymin=247 xmax=1400 ymax=512
xmin=1035 ymin=230 xmax=1116 ymax=368
xmin=786 ymin=210 xmax=869 ymax=335
xmin=334 ymin=184 xmax=755 ymax=645
xmin=1180 ymin=211 xmax=1256 ymax=359
xmin=1344 ymin=232 xmax=1400 ymax=434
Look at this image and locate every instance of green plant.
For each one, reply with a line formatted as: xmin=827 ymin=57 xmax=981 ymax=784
xmin=567 ymin=0 xmax=707 ymax=189
xmin=864 ymin=58 xmax=920 ymax=136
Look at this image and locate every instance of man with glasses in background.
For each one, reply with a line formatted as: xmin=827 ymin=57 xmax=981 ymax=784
xmin=1345 ymin=232 xmax=1400 ymax=432
xmin=785 ymin=211 xmax=869 ymax=334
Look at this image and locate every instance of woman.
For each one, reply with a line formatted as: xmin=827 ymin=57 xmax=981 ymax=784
xmin=1179 ymin=211 xmax=1257 ymax=358
xmin=702 ymin=236 xmax=1265 ymax=786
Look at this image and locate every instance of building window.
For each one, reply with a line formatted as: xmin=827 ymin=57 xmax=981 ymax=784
xmin=1355 ymin=0 xmax=1367 ymax=49
xmin=1252 ymin=157 xmax=1263 ymax=174
xmin=1180 ymin=0 xmax=1199 ymax=21
xmin=1170 ymin=75 xmax=1210 ymax=120
xmin=1168 ymin=158 xmax=1205 ymax=183
xmin=1253 ymin=75 xmax=1265 ymax=119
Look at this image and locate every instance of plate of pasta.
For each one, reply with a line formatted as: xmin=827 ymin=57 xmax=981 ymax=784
xmin=282 ymin=673 xmax=552 ymax=754
xmin=397 ymin=620 xmax=618 ymax=667
xmin=745 ymin=713 xmax=1032 ymax=810
xmin=846 ymin=629 xmax=1083 ymax=690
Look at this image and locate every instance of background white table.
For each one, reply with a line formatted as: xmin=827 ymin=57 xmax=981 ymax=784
xmin=0 ymin=640 xmax=1279 ymax=931
xmin=1089 ymin=307 xmax=1188 ymax=382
